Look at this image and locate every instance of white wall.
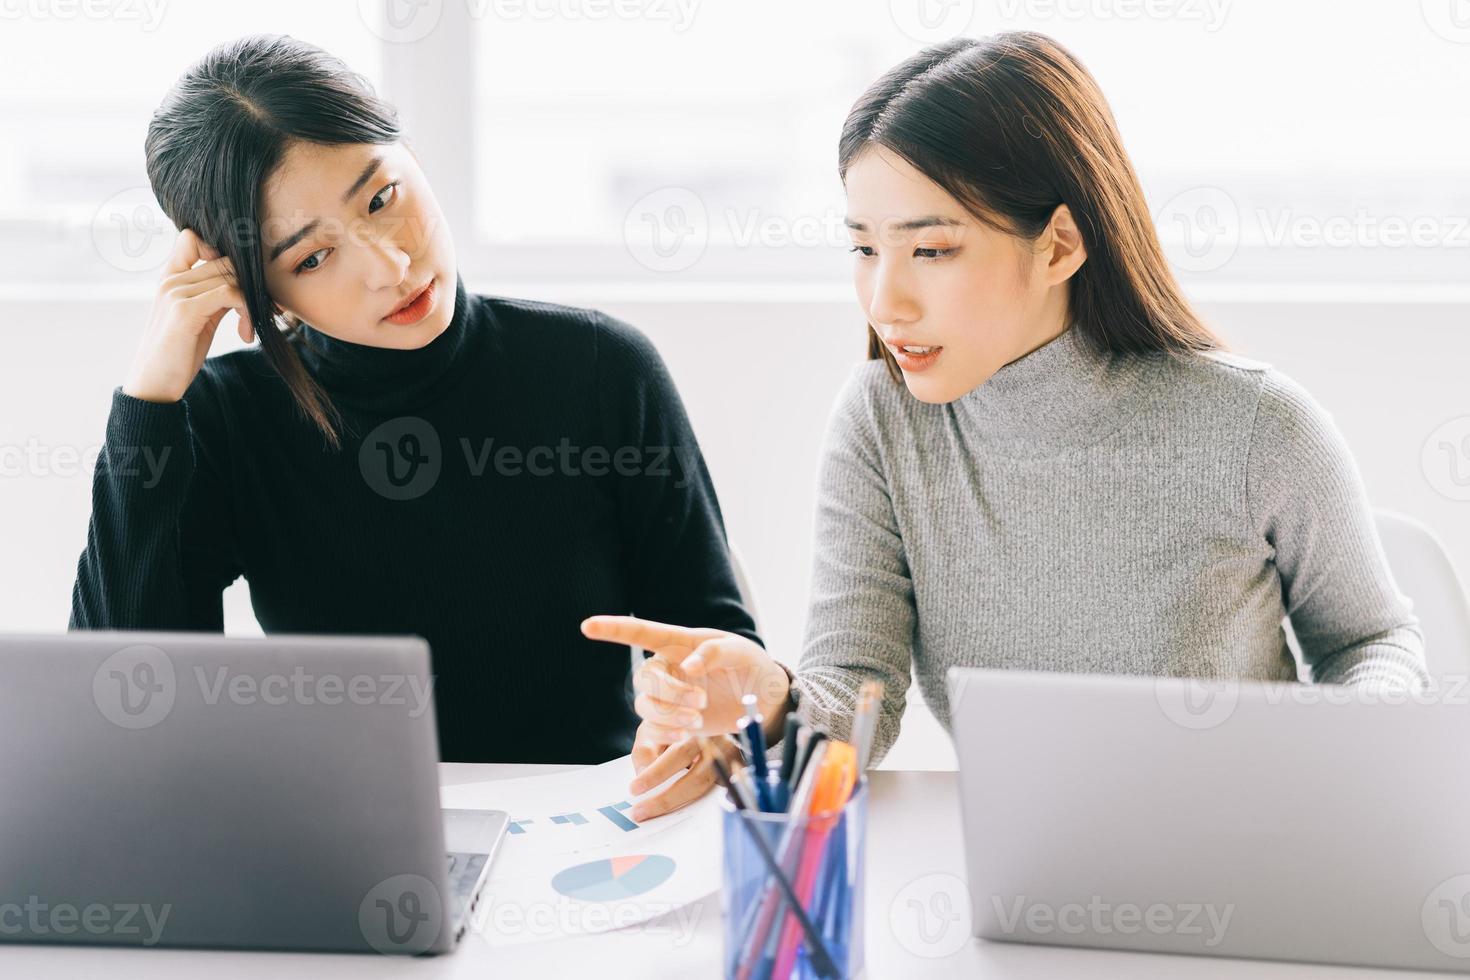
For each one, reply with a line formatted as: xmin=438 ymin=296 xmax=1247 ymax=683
xmin=4 ymin=292 xmax=1467 ymax=770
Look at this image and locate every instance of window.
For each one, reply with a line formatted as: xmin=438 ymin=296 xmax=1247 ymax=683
xmin=3 ymin=1 xmax=1466 ymax=295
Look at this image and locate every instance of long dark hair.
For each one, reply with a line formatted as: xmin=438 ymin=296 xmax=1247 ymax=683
xmin=840 ymin=32 xmax=1223 ymax=380
xmin=144 ymin=34 xmax=403 ymax=450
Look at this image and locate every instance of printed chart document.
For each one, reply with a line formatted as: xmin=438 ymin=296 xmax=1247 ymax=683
xmin=441 ymin=755 xmax=722 ymax=945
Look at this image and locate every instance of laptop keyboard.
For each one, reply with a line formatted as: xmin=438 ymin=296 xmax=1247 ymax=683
xmin=446 ymin=850 xmax=489 ymax=938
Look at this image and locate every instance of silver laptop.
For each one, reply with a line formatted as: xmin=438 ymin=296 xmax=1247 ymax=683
xmin=0 ymin=630 xmax=508 ymax=954
xmin=948 ymin=666 xmax=1470 ymax=973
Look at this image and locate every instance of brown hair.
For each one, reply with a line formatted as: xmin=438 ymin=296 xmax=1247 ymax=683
xmin=839 ymin=32 xmax=1223 ymax=380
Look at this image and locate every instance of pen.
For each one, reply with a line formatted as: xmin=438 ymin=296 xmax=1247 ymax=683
xmin=740 ymin=694 xmax=774 ymax=812
xmin=769 ymin=741 xmax=859 ymax=980
xmin=790 ymin=729 xmax=827 ymax=791
xmin=725 ymin=762 xmax=760 ymax=813
xmin=775 ymin=714 xmax=802 ymax=811
xmin=703 ymin=739 xmax=840 ymax=980
xmin=734 ymin=741 xmax=830 ymax=980
xmin=850 ymin=680 xmax=884 ymax=774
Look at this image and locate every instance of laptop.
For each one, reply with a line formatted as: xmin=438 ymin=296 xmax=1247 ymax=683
xmin=0 ymin=630 xmax=508 ymax=954
xmin=947 ymin=666 xmax=1470 ymax=973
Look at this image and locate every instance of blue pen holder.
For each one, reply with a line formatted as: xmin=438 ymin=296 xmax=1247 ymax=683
xmin=719 ymin=775 xmax=867 ymax=980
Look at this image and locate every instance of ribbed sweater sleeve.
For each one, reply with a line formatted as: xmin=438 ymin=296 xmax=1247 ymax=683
xmin=69 ymin=381 xmax=244 ymax=631
xmin=790 ymin=368 xmax=912 ymax=765
xmin=1246 ymin=372 xmax=1428 ymax=689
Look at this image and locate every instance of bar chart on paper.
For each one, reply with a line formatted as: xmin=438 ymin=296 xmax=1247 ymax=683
xmin=509 ymin=800 xmax=638 ymax=835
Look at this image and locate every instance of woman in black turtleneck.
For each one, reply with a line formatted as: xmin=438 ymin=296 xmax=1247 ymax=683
xmin=69 ymin=35 xmax=758 ymax=770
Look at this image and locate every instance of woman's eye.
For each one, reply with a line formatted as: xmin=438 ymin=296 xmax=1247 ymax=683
xmin=295 ymin=248 xmax=330 ymax=275
xmin=848 ymin=245 xmax=875 ymax=257
xmin=369 ymin=180 xmax=401 ymax=214
xmin=915 ymin=247 xmax=957 ymax=260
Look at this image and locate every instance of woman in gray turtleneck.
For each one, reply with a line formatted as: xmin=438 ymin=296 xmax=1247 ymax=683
xmin=583 ymin=32 xmax=1428 ymax=820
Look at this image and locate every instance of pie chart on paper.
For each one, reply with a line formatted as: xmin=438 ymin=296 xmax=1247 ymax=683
xmin=551 ymin=854 xmax=677 ymax=901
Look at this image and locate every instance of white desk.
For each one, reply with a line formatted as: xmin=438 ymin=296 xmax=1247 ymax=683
xmin=0 ymin=765 xmax=1446 ymax=978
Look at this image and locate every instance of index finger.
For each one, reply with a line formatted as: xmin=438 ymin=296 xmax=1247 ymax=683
xmin=580 ymin=615 xmax=726 ymax=660
xmin=164 ymin=228 xmax=203 ymax=276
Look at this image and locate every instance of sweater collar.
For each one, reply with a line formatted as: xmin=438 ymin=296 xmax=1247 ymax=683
xmin=291 ymin=272 xmax=474 ymax=415
xmin=949 ymin=324 xmax=1163 ymax=458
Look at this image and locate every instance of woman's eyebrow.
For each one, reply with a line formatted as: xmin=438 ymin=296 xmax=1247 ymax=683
xmin=268 ymin=156 xmax=385 ymax=263
xmin=340 ymin=155 xmax=383 ymax=204
xmin=844 ymin=215 xmax=964 ymax=232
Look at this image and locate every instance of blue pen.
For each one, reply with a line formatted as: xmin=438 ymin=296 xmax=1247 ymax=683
xmin=740 ymin=694 xmax=774 ymax=812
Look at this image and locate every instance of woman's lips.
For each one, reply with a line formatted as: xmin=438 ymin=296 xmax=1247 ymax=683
xmin=384 ymin=278 xmax=436 ymax=325
xmin=888 ymin=343 xmax=944 ymax=372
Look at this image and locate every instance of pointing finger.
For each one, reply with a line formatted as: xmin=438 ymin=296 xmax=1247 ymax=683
xmin=581 ymin=615 xmax=726 ymax=661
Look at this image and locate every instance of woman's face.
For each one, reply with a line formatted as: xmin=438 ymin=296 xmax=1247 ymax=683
xmin=259 ymin=140 xmax=457 ymax=349
xmin=843 ymin=146 xmax=1087 ymax=403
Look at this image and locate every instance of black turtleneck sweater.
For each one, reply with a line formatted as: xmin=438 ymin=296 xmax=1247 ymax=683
xmin=69 ymin=274 xmax=759 ymax=763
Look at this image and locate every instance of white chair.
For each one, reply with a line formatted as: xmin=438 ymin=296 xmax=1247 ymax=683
xmin=1285 ymin=510 xmax=1470 ymax=683
xmin=1372 ymin=509 xmax=1470 ymax=683
xmin=727 ymin=541 xmax=761 ymax=634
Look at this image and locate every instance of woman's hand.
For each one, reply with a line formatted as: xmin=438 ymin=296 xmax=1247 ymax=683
xmin=626 ymin=726 xmax=744 ymax=821
xmin=582 ymin=615 xmax=793 ymax=817
xmin=582 ymin=615 xmax=790 ymax=746
xmin=123 ymin=228 xmax=256 ymax=405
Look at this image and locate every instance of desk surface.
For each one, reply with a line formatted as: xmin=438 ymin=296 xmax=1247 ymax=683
xmin=0 ymin=764 xmax=1446 ymax=978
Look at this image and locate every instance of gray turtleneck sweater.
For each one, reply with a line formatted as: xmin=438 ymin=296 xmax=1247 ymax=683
xmin=789 ymin=327 xmax=1428 ymax=765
